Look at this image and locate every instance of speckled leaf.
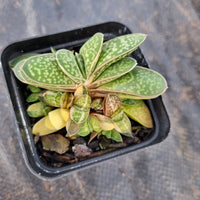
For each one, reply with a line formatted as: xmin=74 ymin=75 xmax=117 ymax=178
xmin=78 ymin=120 xmax=93 ymax=137
xmin=93 ymin=33 xmax=146 ymax=80
xmin=74 ymin=94 xmax=92 ymax=111
xmin=12 ymin=60 xmax=28 ymax=83
xmin=70 ymin=106 xmax=89 ymax=124
xmin=9 ymin=53 xmax=37 ymax=68
xmin=22 ymin=54 xmax=76 ymax=90
xmin=39 ymin=91 xmax=68 ymax=108
xmin=22 ymin=70 xmax=73 ymax=92
xmin=56 ymin=49 xmax=84 ymax=83
xmin=75 ymin=53 xmax=86 ymax=78
xmin=94 ymin=66 xmax=168 ymax=98
xmin=112 ymin=111 xmax=132 ymax=137
xmin=122 ymin=99 xmax=153 ymax=128
xmin=112 ymin=93 xmax=153 ymax=100
xmin=41 ymin=134 xmax=70 ymax=154
xmin=80 ymin=33 xmax=103 ymax=78
xmin=89 ymin=57 xmax=137 ymax=88
xmin=111 ymin=108 xmax=124 ymax=122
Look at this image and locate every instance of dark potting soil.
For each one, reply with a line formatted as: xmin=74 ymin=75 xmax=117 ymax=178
xmin=34 ymin=126 xmax=153 ymax=168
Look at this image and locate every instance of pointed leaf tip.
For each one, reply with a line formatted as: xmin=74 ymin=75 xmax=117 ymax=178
xmin=95 ymin=66 xmax=168 ymax=98
xmin=90 ymin=57 xmax=137 ymax=88
xmin=93 ymin=33 xmax=147 ymax=80
xmin=80 ymin=32 xmax=104 ymax=78
xmin=56 ymin=49 xmax=84 ymax=83
xmin=22 ymin=53 xmax=76 ymax=90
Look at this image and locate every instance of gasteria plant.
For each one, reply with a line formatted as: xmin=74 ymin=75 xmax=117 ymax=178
xmin=10 ymin=33 xmax=167 ymax=147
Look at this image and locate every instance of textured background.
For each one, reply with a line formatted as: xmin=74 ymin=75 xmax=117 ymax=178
xmin=0 ymin=0 xmax=200 ymax=199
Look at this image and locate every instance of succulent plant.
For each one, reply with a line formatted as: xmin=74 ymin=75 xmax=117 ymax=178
xmin=11 ymin=32 xmax=167 ymax=144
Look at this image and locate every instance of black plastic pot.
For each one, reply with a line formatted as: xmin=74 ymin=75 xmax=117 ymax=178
xmin=1 ymin=22 xmax=170 ymax=179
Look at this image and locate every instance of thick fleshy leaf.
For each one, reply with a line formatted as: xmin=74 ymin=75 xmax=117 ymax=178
xmin=110 ymin=130 xmax=123 ymax=142
xmin=75 ymin=53 xmax=86 ymax=78
xmin=27 ymin=102 xmax=52 ymax=118
xmin=91 ymin=113 xmax=114 ymax=131
xmin=113 ymin=114 xmax=132 ymax=137
xmin=48 ymin=109 xmax=68 ymax=130
xmin=111 ymin=109 xmax=132 ymax=136
xmin=9 ymin=53 xmax=37 ymax=68
xmin=74 ymin=94 xmax=91 ymax=111
xmin=80 ymin=33 xmax=103 ymax=78
xmin=59 ymin=108 xmax=70 ymax=121
xmin=90 ymin=57 xmax=137 ymax=88
xmin=92 ymin=33 xmax=146 ymax=80
xmin=21 ymin=70 xmax=66 ymax=91
xmin=56 ymin=49 xmax=84 ymax=83
xmin=101 ymin=130 xmax=122 ymax=142
xmin=22 ymin=53 xmax=76 ymax=89
xmin=32 ymin=116 xmax=56 ymax=136
xmin=39 ymin=91 xmax=68 ymax=108
xmin=112 ymin=93 xmax=153 ymax=100
xmin=32 ymin=108 xmax=69 ymax=136
xmin=89 ymin=115 xmax=102 ymax=132
xmin=26 ymin=93 xmax=39 ymax=103
xmin=70 ymin=106 xmax=89 ymax=124
xmin=110 ymin=108 xmax=124 ymax=122
xmin=22 ymin=68 xmax=75 ymax=92
xmin=77 ymin=120 xmax=93 ymax=137
xmin=27 ymin=85 xmax=41 ymax=93
xmin=45 ymin=115 xmax=56 ymax=130
xmin=74 ymin=85 xmax=90 ymax=96
xmin=13 ymin=59 xmax=47 ymax=90
xmin=41 ymin=134 xmax=70 ymax=154
xmin=12 ymin=60 xmax=28 ymax=83
xmin=101 ymin=130 xmax=111 ymax=138
xmin=94 ymin=66 xmax=168 ymax=98
xmin=122 ymin=99 xmax=153 ymax=128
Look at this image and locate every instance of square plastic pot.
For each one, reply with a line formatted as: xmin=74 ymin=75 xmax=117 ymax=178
xmin=1 ymin=22 xmax=170 ymax=179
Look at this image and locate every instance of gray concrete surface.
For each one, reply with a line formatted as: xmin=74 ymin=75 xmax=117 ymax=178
xmin=0 ymin=0 xmax=200 ymax=199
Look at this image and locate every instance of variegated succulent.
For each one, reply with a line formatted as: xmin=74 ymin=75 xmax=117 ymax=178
xmin=10 ymin=33 xmax=167 ymax=144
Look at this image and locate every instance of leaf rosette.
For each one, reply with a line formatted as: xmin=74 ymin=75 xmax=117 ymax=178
xmin=11 ymin=32 xmax=168 ymax=147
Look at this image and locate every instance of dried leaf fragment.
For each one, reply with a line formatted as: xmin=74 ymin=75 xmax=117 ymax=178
xmin=41 ymin=134 xmax=70 ymax=154
xmin=72 ymin=144 xmax=92 ymax=158
xmin=103 ymin=94 xmax=121 ymax=117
